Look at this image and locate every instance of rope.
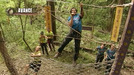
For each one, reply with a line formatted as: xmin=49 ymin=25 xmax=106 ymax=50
xmin=44 ymin=4 xmax=115 ymax=44
xmin=50 ymin=13 xmax=82 ymax=35
xmin=50 ymin=13 xmax=96 ymax=41
xmin=46 ymin=0 xmax=133 ymax=8
xmin=48 ymin=13 xmax=84 ymax=40
xmin=49 ymin=11 xmax=114 ymax=44
xmin=108 ymin=0 xmax=116 ymax=6
xmin=41 ymin=2 xmax=132 ymax=15
xmin=46 ymin=4 xmax=111 ymax=44
xmin=41 ymin=54 xmax=115 ymax=66
xmin=54 ymin=34 xmax=81 ymax=40
xmin=44 ymin=10 xmax=114 ymax=45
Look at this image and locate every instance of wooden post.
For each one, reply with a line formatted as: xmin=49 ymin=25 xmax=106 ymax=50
xmin=110 ymin=1 xmax=134 ymax=75
xmin=0 ymin=31 xmax=18 ymax=75
xmin=47 ymin=0 xmax=56 ymax=40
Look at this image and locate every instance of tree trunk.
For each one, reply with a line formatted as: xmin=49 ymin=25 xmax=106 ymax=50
xmin=107 ymin=8 xmax=115 ymax=31
xmin=30 ymin=16 xmax=33 ymax=25
xmin=106 ymin=0 xmax=118 ymax=31
xmin=0 ymin=23 xmax=5 ymax=39
xmin=110 ymin=1 xmax=134 ymax=75
xmin=24 ymin=0 xmax=28 ymax=8
xmin=0 ymin=31 xmax=18 ymax=75
xmin=19 ymin=16 xmax=32 ymax=51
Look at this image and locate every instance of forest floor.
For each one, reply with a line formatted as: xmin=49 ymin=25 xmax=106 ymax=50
xmin=0 ymin=46 xmax=134 ymax=75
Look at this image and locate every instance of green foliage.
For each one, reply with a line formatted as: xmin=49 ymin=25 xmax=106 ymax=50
xmin=129 ymin=44 xmax=134 ymax=50
xmin=78 ymin=50 xmax=95 ymax=63
xmin=0 ymin=54 xmax=3 ymax=62
xmin=0 ymin=1 xmax=8 ymax=23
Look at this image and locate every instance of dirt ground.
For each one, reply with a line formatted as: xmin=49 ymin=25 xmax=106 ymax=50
xmin=0 ymin=49 xmax=134 ymax=75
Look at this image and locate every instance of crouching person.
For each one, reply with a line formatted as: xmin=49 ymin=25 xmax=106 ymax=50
xmin=95 ymin=43 xmax=107 ymax=69
xmin=105 ymin=44 xmax=116 ymax=75
xmin=24 ymin=46 xmax=42 ymax=75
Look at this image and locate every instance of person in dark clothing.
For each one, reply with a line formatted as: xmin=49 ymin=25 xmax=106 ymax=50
xmin=96 ymin=43 xmax=107 ymax=63
xmin=105 ymin=44 xmax=116 ymax=75
xmin=95 ymin=43 xmax=107 ymax=69
xmin=39 ymin=31 xmax=49 ymax=55
xmin=54 ymin=3 xmax=84 ymax=67
xmin=46 ymin=30 xmax=55 ymax=51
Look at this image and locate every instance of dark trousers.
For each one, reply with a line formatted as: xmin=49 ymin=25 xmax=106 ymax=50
xmin=96 ymin=54 xmax=104 ymax=63
xmin=58 ymin=30 xmax=81 ymax=61
xmin=105 ymin=59 xmax=114 ymax=72
xmin=47 ymin=39 xmax=55 ymax=51
xmin=40 ymin=43 xmax=49 ymax=55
